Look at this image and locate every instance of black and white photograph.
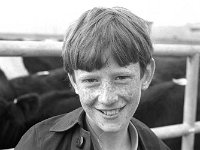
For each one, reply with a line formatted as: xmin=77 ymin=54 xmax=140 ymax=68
xmin=0 ymin=0 xmax=199 ymax=150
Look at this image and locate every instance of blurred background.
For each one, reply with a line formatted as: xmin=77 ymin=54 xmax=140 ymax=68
xmin=0 ymin=0 xmax=199 ymax=41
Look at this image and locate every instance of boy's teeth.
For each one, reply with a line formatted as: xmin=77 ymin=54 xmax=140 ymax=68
xmin=102 ymin=108 xmax=120 ymax=116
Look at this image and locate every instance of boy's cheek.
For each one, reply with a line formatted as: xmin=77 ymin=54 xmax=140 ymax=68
xmin=117 ymin=85 xmax=139 ymax=97
xmin=77 ymin=84 xmax=141 ymax=104
xmin=78 ymin=90 xmax=98 ymax=104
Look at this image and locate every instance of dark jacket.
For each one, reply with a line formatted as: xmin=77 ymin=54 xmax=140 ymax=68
xmin=15 ymin=107 xmax=170 ymax=150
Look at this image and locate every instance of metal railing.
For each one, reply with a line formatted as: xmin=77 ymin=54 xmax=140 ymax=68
xmin=0 ymin=41 xmax=199 ymax=150
xmin=151 ymin=51 xmax=200 ymax=150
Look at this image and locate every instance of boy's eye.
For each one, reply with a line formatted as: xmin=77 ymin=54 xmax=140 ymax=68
xmin=115 ymin=76 xmax=130 ymax=80
xmin=82 ymin=78 xmax=99 ymax=83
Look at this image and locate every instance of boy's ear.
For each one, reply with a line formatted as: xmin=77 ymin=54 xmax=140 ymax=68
xmin=68 ymin=74 xmax=79 ymax=94
xmin=141 ymin=58 xmax=155 ymax=90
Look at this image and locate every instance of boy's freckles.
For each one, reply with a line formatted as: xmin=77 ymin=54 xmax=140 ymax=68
xmin=77 ymin=77 xmax=140 ymax=105
xmin=71 ymin=57 xmax=144 ymax=132
xmin=75 ymin=62 xmax=142 ymax=106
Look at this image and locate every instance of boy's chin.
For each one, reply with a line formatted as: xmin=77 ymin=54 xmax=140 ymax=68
xmin=99 ymin=124 xmax=123 ymax=133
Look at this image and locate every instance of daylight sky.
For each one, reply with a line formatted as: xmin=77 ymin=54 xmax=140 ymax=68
xmin=0 ymin=0 xmax=199 ymax=34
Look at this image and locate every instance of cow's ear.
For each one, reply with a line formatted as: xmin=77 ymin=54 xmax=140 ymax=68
xmin=141 ymin=58 xmax=155 ymax=90
xmin=16 ymin=93 xmax=40 ymax=119
xmin=68 ymin=74 xmax=79 ymax=94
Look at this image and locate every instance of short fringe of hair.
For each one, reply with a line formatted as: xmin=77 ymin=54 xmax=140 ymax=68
xmin=62 ymin=7 xmax=153 ymax=76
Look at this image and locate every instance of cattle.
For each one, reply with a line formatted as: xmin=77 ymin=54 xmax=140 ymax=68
xmin=22 ymin=57 xmax=63 ymax=74
xmin=0 ymin=93 xmax=39 ymax=148
xmin=10 ymin=68 xmax=70 ymax=97
xmin=151 ymin=56 xmax=187 ymax=86
xmin=135 ymin=80 xmax=200 ymax=150
xmin=0 ymin=67 xmax=76 ymax=148
xmin=154 ymin=56 xmax=186 ymax=79
xmin=0 ymin=68 xmax=70 ymax=102
xmin=0 ymin=89 xmax=81 ymax=149
xmin=28 ymin=90 xmax=81 ymax=125
xmin=0 ymin=68 xmax=14 ymax=100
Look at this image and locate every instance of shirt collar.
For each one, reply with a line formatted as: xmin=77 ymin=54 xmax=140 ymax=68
xmin=129 ymin=121 xmax=138 ymax=150
xmin=86 ymin=117 xmax=138 ymax=150
xmin=50 ymin=107 xmax=84 ymax=132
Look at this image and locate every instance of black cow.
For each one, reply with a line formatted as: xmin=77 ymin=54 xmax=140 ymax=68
xmin=0 ymin=89 xmax=81 ymax=149
xmin=0 ymin=67 xmax=76 ymax=148
xmin=151 ymin=56 xmax=187 ymax=86
xmin=28 ymin=90 xmax=81 ymax=125
xmin=0 ymin=68 xmax=15 ymax=100
xmin=0 ymin=93 xmax=39 ymax=148
xmin=154 ymin=56 xmax=186 ymax=81
xmin=10 ymin=68 xmax=70 ymax=97
xmin=0 ymin=68 xmax=70 ymax=102
xmin=23 ymin=57 xmax=63 ymax=74
xmin=135 ymin=81 xmax=200 ymax=150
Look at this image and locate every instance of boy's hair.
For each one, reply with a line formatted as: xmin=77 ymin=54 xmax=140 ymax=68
xmin=62 ymin=7 xmax=153 ymax=77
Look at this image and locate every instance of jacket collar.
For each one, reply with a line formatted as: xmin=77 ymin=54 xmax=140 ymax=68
xmin=49 ymin=108 xmax=166 ymax=149
xmin=50 ymin=107 xmax=84 ymax=132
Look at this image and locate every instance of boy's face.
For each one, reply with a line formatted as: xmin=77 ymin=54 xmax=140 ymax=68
xmin=69 ymin=57 xmax=154 ymax=134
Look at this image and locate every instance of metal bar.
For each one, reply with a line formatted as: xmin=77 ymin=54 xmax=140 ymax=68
xmin=181 ymin=54 xmax=199 ymax=150
xmin=0 ymin=41 xmax=62 ymax=56
xmin=153 ymin=44 xmax=200 ymax=57
xmin=1 ymin=41 xmax=200 ymax=56
xmin=0 ymin=32 xmax=63 ymax=41
xmin=152 ymin=121 xmax=200 ymax=139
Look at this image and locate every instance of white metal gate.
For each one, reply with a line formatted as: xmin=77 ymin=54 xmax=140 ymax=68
xmin=153 ymin=44 xmax=200 ymax=150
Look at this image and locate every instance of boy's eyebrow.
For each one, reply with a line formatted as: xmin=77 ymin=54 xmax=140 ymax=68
xmin=112 ymin=71 xmax=134 ymax=75
xmin=78 ymin=70 xmax=135 ymax=79
xmin=77 ymin=73 xmax=100 ymax=80
xmin=109 ymin=71 xmax=136 ymax=78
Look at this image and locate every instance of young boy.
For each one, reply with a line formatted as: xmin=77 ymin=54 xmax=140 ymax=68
xmin=15 ymin=7 xmax=170 ymax=150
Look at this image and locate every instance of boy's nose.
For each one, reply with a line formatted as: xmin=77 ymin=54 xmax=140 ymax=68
xmin=98 ymin=83 xmax=118 ymax=105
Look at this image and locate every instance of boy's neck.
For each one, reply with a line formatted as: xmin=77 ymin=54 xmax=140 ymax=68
xmin=85 ymin=117 xmax=131 ymax=150
xmin=98 ymin=129 xmax=131 ymax=150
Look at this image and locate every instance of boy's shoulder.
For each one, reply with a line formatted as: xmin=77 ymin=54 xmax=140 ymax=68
xmin=131 ymin=117 xmax=171 ymax=150
xmin=34 ymin=107 xmax=83 ymax=133
xmin=15 ymin=108 xmax=83 ymax=150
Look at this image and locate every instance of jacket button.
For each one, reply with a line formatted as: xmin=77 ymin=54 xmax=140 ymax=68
xmin=76 ymin=136 xmax=84 ymax=148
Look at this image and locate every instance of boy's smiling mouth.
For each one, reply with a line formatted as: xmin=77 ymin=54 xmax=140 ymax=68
xmin=96 ymin=106 xmax=126 ymax=117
